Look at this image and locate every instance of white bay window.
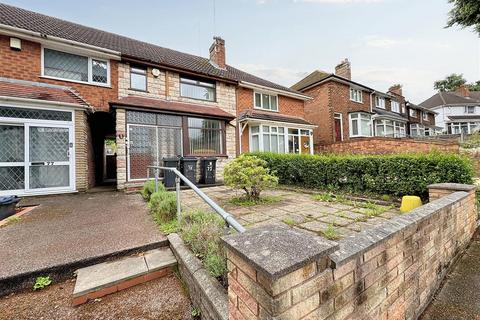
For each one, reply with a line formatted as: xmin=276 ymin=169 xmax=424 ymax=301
xmin=250 ymin=125 xmax=312 ymax=154
xmin=349 ymin=112 xmax=372 ymax=137
xmin=375 ymin=119 xmax=406 ymax=138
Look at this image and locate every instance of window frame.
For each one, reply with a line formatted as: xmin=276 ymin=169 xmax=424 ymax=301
xmin=253 ymin=92 xmax=279 ymax=112
xmin=391 ymin=100 xmax=400 ymax=113
xmin=185 ymin=117 xmax=225 ymax=156
xmin=130 ymin=65 xmax=148 ymax=91
xmin=349 ymin=112 xmax=372 ymax=137
xmin=248 ymin=124 xmax=312 ymax=154
xmin=374 ymin=119 xmax=406 ymax=138
xmin=422 ymin=112 xmax=429 ymax=121
xmin=409 ymin=109 xmax=418 ymax=118
xmin=465 ymin=106 xmax=475 ymax=114
xmin=410 ymin=123 xmax=425 ymax=137
xmin=350 ymin=88 xmax=363 ymax=103
xmin=180 ymin=76 xmax=216 ymax=102
xmin=375 ymin=96 xmax=385 ymax=109
xmin=41 ymin=46 xmax=110 ymax=87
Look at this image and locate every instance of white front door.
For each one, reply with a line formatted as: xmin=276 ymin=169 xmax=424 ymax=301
xmin=0 ymin=122 xmax=74 ymax=196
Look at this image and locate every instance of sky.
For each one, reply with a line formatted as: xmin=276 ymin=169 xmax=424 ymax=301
xmin=3 ymin=0 xmax=479 ymax=102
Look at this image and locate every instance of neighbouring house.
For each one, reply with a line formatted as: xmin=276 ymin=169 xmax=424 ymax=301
xmin=420 ymin=85 xmax=480 ymax=135
xmin=0 ymin=3 xmax=312 ymax=195
xmin=291 ymin=59 xmax=438 ymax=150
xmin=405 ymin=102 xmax=440 ymax=137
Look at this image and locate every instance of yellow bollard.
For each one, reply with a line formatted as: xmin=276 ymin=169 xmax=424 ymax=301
xmin=400 ymin=196 xmax=422 ymax=213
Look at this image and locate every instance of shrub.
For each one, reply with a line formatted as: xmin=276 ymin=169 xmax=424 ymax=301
xmin=180 ymin=210 xmax=227 ymax=278
xmin=223 ymin=154 xmax=278 ymax=200
xmin=251 ymin=152 xmax=474 ymax=198
xmin=148 ymin=191 xmax=177 ymax=223
xmin=141 ymin=180 xmax=166 ymax=201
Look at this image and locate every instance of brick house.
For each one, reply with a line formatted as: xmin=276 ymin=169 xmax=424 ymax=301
xmin=291 ymin=59 xmax=437 ymax=150
xmin=0 ymin=3 xmax=312 ymax=195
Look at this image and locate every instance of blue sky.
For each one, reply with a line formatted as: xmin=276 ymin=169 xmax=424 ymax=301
xmin=4 ymin=0 xmax=479 ymax=102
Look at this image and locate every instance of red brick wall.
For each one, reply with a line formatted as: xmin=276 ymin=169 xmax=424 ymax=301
xmin=236 ymin=87 xmax=306 ymax=153
xmin=318 ymin=137 xmax=459 ymax=154
xmin=304 ymin=81 xmax=371 ymax=146
xmin=0 ymin=35 xmax=118 ymax=111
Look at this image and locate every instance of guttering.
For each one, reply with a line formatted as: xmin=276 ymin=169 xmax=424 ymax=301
xmin=300 ymin=75 xmax=375 ymax=93
xmin=0 ymin=95 xmax=90 ymax=110
xmin=0 ymin=24 xmax=121 ymax=60
xmin=238 ymin=117 xmax=317 ymax=129
xmin=239 ymin=81 xmax=312 ymax=101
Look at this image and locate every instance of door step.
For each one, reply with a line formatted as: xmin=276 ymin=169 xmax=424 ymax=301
xmin=72 ymin=248 xmax=176 ymax=306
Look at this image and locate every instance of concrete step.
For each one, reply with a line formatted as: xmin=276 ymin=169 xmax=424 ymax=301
xmin=72 ymin=248 xmax=176 ymax=306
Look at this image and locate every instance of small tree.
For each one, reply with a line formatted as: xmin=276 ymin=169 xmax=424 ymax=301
xmin=223 ymin=154 xmax=278 ymax=200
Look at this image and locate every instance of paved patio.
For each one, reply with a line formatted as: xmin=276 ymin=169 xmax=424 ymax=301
xmin=182 ymin=186 xmax=402 ymax=239
xmin=0 ymin=191 xmax=166 ymax=293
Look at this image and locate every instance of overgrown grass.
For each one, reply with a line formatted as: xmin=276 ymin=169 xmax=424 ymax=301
xmin=362 ymin=202 xmax=393 ymax=217
xmin=228 ymin=195 xmax=282 ymax=207
xmin=149 ymin=191 xmax=177 ymax=224
xmin=158 ymin=219 xmax=179 ymax=234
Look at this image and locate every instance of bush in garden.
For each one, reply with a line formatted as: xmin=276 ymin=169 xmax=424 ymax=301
xmin=180 ymin=210 xmax=227 ymax=278
xmin=148 ymin=191 xmax=177 ymax=223
xmin=141 ymin=180 xmax=166 ymax=201
xmin=223 ymin=154 xmax=278 ymax=200
xmin=250 ymin=152 xmax=474 ymax=199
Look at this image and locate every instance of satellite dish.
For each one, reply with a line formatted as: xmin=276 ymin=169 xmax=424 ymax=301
xmin=151 ymin=68 xmax=161 ymax=77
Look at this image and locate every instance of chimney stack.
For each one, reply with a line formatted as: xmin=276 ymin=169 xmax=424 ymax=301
xmin=335 ymin=58 xmax=351 ymax=80
xmin=209 ymin=36 xmax=226 ymax=69
xmin=389 ymin=84 xmax=403 ymax=97
xmin=455 ymin=84 xmax=470 ymax=97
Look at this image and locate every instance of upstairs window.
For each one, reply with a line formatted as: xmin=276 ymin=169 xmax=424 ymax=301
xmin=254 ymin=92 xmax=278 ymax=111
xmin=180 ymin=77 xmax=216 ymax=101
xmin=391 ymin=101 xmax=400 ymax=113
xmin=409 ymin=109 xmax=417 ymax=118
xmin=43 ymin=48 xmax=109 ymax=85
xmin=375 ymin=96 xmax=385 ymax=109
xmin=130 ymin=66 xmax=147 ymax=91
xmin=422 ymin=112 xmax=429 ymax=121
xmin=350 ymin=88 xmax=363 ymax=103
xmin=465 ymin=106 xmax=475 ymax=114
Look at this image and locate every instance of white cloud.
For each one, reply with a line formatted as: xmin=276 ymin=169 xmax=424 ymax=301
xmin=236 ymin=63 xmax=309 ymax=88
xmin=362 ymin=35 xmax=412 ymax=48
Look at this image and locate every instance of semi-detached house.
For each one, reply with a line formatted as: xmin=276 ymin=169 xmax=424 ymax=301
xmin=0 ymin=3 xmax=313 ymax=196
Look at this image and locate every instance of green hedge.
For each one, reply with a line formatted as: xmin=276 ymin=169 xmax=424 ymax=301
xmin=250 ymin=152 xmax=474 ymax=198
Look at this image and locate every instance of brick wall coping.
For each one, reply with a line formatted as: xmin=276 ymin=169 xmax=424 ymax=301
xmin=221 ymin=225 xmax=338 ymax=280
xmin=330 ymin=191 xmax=469 ymax=267
xmin=427 ymin=183 xmax=477 ymax=192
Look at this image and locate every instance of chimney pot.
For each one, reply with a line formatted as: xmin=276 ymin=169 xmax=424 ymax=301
xmin=335 ymin=58 xmax=351 ymax=80
xmin=209 ymin=36 xmax=226 ymax=69
xmin=389 ymin=84 xmax=403 ymax=97
xmin=455 ymin=84 xmax=470 ymax=97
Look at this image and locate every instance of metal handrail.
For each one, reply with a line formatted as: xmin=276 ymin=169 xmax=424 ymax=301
xmin=147 ymin=165 xmax=246 ymax=233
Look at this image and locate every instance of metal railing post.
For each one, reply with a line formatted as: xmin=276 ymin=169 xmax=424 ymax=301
xmin=175 ymin=176 xmax=181 ymax=223
xmin=154 ymin=168 xmax=159 ymax=192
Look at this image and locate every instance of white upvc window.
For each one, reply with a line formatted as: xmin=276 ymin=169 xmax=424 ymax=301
xmin=410 ymin=123 xmax=425 ymax=137
xmin=422 ymin=112 xmax=429 ymax=121
xmin=375 ymin=96 xmax=385 ymax=109
xmin=465 ymin=106 xmax=475 ymax=114
xmin=391 ymin=101 xmax=400 ymax=113
xmin=409 ymin=109 xmax=417 ymax=118
xmin=375 ymin=119 xmax=406 ymax=138
xmin=42 ymin=47 xmax=110 ymax=86
xmin=254 ymin=92 xmax=278 ymax=111
xmin=249 ymin=124 xmax=312 ymax=154
xmin=349 ymin=112 xmax=372 ymax=137
xmin=350 ymin=88 xmax=363 ymax=103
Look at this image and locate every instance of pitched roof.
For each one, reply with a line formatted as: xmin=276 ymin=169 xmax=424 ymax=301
xmin=290 ymin=70 xmax=331 ymax=91
xmin=0 ymin=3 xmax=302 ymax=96
xmin=0 ymin=78 xmax=88 ymax=107
xmin=372 ymin=107 xmax=408 ymax=122
xmin=420 ymin=91 xmax=480 ymax=109
xmin=110 ymin=96 xmax=235 ymax=120
xmin=238 ymin=109 xmax=314 ymax=126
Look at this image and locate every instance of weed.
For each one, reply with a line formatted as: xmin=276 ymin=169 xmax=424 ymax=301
xmin=1 ymin=216 xmax=21 ymax=228
xmin=323 ymin=224 xmax=340 ymax=240
xmin=149 ymin=191 xmax=177 ymax=224
xmin=312 ymin=193 xmax=334 ymax=202
xmin=158 ymin=219 xmax=179 ymax=234
xmin=229 ymin=195 xmax=281 ymax=207
xmin=33 ymin=276 xmax=52 ymax=290
xmin=191 ymin=307 xmax=201 ymax=318
xmin=282 ymin=217 xmax=296 ymax=226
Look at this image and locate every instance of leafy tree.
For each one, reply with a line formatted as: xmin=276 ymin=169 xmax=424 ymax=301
xmin=468 ymin=80 xmax=480 ymax=91
xmin=434 ymin=73 xmax=467 ymax=92
xmin=446 ymin=0 xmax=480 ymax=35
xmin=223 ymin=154 xmax=278 ymax=200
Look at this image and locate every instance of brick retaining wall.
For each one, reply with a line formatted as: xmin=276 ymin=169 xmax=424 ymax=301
xmin=222 ymin=183 xmax=477 ymax=319
xmin=318 ymin=137 xmax=459 ymax=155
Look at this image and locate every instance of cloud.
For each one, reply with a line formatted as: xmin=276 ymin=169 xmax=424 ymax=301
xmin=361 ymin=35 xmax=412 ymax=48
xmin=293 ymin=0 xmax=384 ymax=3
xmin=236 ymin=63 xmax=309 ymax=87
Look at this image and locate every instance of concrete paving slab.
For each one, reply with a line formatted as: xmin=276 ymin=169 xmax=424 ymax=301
xmin=73 ymin=256 xmax=148 ymax=297
xmin=144 ymin=248 xmax=177 ymax=272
